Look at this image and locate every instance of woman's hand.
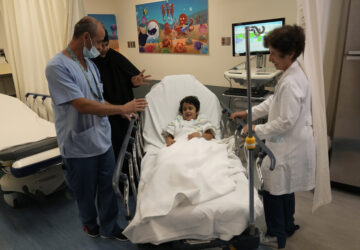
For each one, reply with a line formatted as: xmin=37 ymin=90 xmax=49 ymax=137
xmin=131 ymin=69 xmax=152 ymax=87
xmin=242 ymin=124 xmax=256 ymax=135
xmin=188 ymin=132 xmax=201 ymax=140
xmin=230 ymin=111 xmax=247 ymax=121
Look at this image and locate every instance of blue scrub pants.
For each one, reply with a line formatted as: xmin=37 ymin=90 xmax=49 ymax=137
xmin=63 ymin=147 xmax=121 ymax=236
xmin=263 ymin=191 xmax=296 ymax=248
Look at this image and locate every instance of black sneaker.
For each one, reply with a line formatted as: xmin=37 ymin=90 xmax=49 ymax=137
xmin=101 ymin=231 xmax=128 ymax=241
xmin=287 ymin=224 xmax=300 ymax=237
xmin=83 ymin=225 xmax=100 ymax=238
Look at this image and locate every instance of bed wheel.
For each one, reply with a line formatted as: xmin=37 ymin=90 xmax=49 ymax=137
xmin=3 ymin=193 xmax=20 ymax=208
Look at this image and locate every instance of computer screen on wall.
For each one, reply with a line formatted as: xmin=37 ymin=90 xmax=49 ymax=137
xmin=232 ymin=18 xmax=285 ymax=56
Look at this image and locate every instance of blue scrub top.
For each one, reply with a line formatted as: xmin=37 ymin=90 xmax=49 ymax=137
xmin=45 ymin=52 xmax=111 ymax=158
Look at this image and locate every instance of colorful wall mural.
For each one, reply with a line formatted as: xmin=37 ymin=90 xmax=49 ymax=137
xmin=136 ymin=0 xmax=208 ymax=54
xmin=88 ymin=14 xmax=119 ymax=51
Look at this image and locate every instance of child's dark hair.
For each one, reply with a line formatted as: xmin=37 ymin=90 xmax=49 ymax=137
xmin=179 ymin=96 xmax=200 ymax=113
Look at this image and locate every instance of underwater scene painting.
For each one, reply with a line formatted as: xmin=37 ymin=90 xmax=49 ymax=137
xmin=88 ymin=14 xmax=119 ymax=51
xmin=136 ymin=0 xmax=208 ymax=55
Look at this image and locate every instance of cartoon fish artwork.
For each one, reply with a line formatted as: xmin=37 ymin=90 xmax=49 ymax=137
xmin=194 ymin=41 xmax=202 ymax=50
xmin=138 ymin=32 xmax=148 ymax=47
xmin=161 ymin=4 xmax=165 ymax=21
xmin=199 ymin=24 xmax=208 ymax=34
xmin=110 ymin=24 xmax=117 ymax=39
xmin=200 ymin=44 xmax=208 ymax=54
xmin=141 ymin=16 xmax=147 ymax=25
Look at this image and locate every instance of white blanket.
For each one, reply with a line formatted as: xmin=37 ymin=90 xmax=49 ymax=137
xmin=139 ymin=134 xmax=239 ymax=220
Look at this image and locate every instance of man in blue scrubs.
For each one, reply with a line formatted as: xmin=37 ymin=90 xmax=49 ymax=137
xmin=45 ymin=16 xmax=147 ymax=240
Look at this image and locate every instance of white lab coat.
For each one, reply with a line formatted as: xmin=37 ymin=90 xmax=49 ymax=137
xmin=252 ymin=61 xmax=316 ymax=195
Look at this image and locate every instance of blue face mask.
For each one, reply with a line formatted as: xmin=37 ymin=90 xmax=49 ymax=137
xmin=83 ymin=37 xmax=100 ymax=58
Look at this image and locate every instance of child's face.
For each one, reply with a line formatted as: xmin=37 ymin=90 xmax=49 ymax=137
xmin=182 ymin=102 xmax=198 ymax=121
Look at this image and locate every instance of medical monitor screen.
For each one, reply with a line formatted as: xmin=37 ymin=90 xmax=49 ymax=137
xmin=232 ymin=18 xmax=285 ymax=56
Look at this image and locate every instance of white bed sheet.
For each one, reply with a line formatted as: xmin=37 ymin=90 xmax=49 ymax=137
xmin=123 ymin=147 xmax=263 ymax=244
xmin=0 ymin=94 xmax=56 ymax=151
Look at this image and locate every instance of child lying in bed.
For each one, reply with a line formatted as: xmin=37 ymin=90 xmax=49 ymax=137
xmin=135 ymin=95 xmax=241 ymax=221
xmin=162 ymin=96 xmax=215 ymax=146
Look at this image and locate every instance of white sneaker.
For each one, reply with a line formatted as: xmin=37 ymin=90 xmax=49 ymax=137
xmin=260 ymin=233 xmax=278 ymax=249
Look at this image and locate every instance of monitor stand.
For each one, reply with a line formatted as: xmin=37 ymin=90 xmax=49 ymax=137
xmin=256 ymin=54 xmax=266 ymax=70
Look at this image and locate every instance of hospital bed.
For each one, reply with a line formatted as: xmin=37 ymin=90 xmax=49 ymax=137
xmin=113 ymin=75 xmax=275 ymax=249
xmin=0 ymin=93 xmax=65 ymax=207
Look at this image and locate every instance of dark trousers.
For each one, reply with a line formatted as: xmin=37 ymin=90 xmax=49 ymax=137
xmin=263 ymin=191 xmax=296 ymax=248
xmin=109 ymin=115 xmax=129 ymax=161
xmin=63 ymin=147 xmax=121 ymax=236
xmin=108 ymin=116 xmax=131 ymax=190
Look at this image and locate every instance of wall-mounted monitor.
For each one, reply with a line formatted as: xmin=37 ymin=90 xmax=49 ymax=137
xmin=232 ymin=18 xmax=285 ymax=56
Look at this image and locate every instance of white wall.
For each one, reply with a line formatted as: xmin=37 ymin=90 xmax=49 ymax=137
xmin=86 ymin=0 xmax=297 ymax=87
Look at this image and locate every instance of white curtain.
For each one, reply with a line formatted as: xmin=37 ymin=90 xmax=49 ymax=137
xmin=66 ymin=0 xmax=86 ymax=44
xmin=297 ymin=0 xmax=332 ymax=212
xmin=0 ymin=0 xmax=85 ymax=120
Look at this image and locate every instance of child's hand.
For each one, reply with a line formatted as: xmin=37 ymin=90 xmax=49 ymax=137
xmin=166 ymin=138 xmax=176 ymax=146
xmin=188 ymin=132 xmax=201 ymax=140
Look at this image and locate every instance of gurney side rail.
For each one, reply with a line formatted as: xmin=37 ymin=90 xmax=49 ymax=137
xmin=25 ymin=93 xmax=52 ymax=121
xmin=220 ymin=101 xmax=276 ymax=170
xmin=112 ymin=115 xmax=143 ymax=221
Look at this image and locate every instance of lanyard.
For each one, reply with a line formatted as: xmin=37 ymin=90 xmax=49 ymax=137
xmin=66 ymin=46 xmax=103 ymax=101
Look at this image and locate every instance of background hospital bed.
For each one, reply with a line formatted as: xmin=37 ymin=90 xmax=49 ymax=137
xmin=0 ymin=93 xmax=65 ymax=207
xmin=113 ymin=75 xmax=276 ymax=249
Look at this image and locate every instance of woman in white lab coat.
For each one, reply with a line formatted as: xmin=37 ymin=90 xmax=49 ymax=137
xmin=231 ymin=25 xmax=315 ymax=249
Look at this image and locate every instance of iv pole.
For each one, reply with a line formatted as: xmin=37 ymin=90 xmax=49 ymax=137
xmin=244 ymin=25 xmax=265 ymax=235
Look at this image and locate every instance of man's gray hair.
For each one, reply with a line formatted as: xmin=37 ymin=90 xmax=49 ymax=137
xmin=73 ymin=16 xmax=100 ymax=38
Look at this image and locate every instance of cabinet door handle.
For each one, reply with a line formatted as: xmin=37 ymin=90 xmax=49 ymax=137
xmin=346 ymin=56 xmax=360 ymax=61
xmin=348 ymin=51 xmax=360 ymax=55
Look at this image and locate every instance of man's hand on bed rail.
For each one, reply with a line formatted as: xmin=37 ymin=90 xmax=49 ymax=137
xmin=122 ymin=98 xmax=148 ymax=113
xmin=70 ymin=98 xmax=147 ymax=116
xmin=131 ymin=69 xmax=152 ymax=87
xmin=122 ymin=112 xmax=138 ymax=121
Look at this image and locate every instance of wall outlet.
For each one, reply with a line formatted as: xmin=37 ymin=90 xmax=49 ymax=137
xmin=225 ymin=37 xmax=231 ymax=46
xmin=221 ymin=37 xmax=231 ymax=46
xmin=0 ymin=48 xmax=5 ymax=57
xmin=127 ymin=41 xmax=136 ymax=48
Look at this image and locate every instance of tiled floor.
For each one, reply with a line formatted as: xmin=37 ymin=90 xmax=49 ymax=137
xmin=0 ymin=188 xmax=270 ymax=250
xmin=0 ymin=184 xmax=358 ymax=250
